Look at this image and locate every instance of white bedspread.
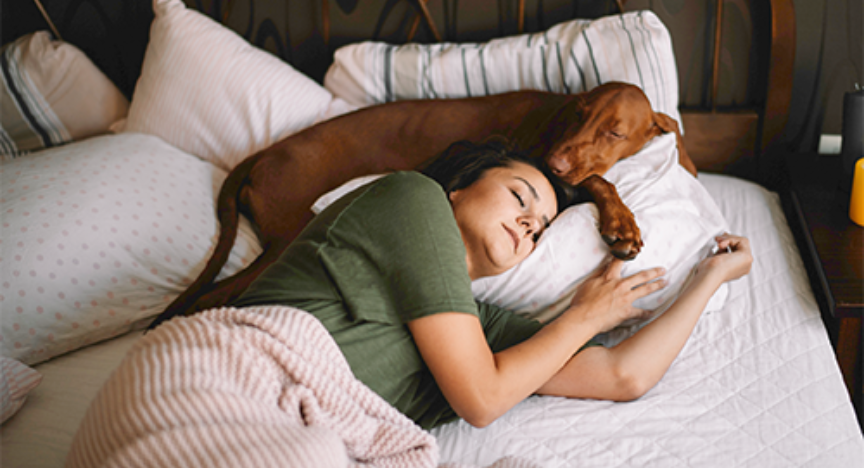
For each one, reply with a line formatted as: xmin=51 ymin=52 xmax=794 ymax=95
xmin=2 ymin=174 xmax=862 ymax=467
xmin=430 ymin=174 xmax=864 ymax=466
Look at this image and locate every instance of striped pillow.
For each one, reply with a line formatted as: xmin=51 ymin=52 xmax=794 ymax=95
xmin=0 ymin=357 xmax=42 ymax=424
xmin=0 ymin=35 xmax=70 ymax=158
xmin=324 ymin=11 xmax=682 ymax=129
xmin=0 ymin=32 xmax=129 ymax=160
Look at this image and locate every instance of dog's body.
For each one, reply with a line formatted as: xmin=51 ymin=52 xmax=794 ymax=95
xmin=151 ymin=82 xmax=696 ymax=327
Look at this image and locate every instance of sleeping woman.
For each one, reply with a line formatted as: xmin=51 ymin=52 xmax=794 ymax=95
xmin=229 ymin=137 xmax=753 ymax=430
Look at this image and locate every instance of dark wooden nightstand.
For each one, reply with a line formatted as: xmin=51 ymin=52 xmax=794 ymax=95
xmin=781 ymin=152 xmax=864 ymax=427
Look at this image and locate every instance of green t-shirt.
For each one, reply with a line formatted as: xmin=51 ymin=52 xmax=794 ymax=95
xmin=233 ymin=171 xmax=542 ymax=429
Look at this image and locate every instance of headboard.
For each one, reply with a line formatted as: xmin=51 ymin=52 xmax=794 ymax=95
xmin=5 ymin=0 xmax=795 ymax=182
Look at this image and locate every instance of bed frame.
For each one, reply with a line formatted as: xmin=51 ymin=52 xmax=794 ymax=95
xmin=8 ymin=0 xmax=795 ymax=184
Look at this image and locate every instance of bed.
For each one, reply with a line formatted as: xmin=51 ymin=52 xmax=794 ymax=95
xmin=2 ymin=0 xmax=862 ymax=466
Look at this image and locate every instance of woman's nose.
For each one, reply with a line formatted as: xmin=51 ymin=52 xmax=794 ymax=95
xmin=519 ymin=216 xmax=540 ymax=237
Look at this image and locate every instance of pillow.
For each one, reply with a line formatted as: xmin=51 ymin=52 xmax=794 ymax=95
xmin=122 ymin=0 xmax=355 ymax=171
xmin=324 ymin=10 xmax=682 ymax=129
xmin=471 ymin=133 xmax=728 ymax=345
xmin=0 ymin=357 xmax=42 ymax=424
xmin=0 ymin=133 xmax=262 ymax=365
xmin=0 ymin=31 xmax=129 ymax=159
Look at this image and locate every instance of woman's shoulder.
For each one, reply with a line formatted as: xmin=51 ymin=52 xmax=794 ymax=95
xmin=378 ymin=171 xmax=440 ymax=191
xmin=337 ymin=171 xmax=455 ymax=233
xmin=367 ymin=171 xmax=446 ymax=204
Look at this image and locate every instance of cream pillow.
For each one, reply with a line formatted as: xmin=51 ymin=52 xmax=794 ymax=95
xmin=0 ymin=133 xmax=262 ymax=365
xmin=0 ymin=31 xmax=129 ymax=158
xmin=122 ymin=0 xmax=355 ymax=171
xmin=324 ymin=11 xmax=681 ymax=129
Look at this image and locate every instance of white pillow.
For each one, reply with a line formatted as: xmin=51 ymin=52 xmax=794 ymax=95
xmin=121 ymin=0 xmax=355 ymax=171
xmin=0 ymin=31 xmax=129 ymax=159
xmin=324 ymin=10 xmax=681 ymax=129
xmin=471 ymin=133 xmax=728 ymax=345
xmin=0 ymin=357 xmax=41 ymax=424
xmin=0 ymin=133 xmax=262 ymax=365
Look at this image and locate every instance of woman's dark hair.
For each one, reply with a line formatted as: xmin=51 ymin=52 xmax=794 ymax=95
xmin=420 ymin=137 xmax=573 ymax=213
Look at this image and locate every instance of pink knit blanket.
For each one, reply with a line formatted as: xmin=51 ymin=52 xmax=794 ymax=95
xmin=66 ymin=306 xmax=539 ymax=468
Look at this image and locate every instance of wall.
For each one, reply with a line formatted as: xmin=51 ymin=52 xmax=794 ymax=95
xmin=785 ymin=0 xmax=862 ymax=153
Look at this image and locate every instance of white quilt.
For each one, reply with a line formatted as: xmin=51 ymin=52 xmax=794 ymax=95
xmin=431 ymin=174 xmax=864 ymax=466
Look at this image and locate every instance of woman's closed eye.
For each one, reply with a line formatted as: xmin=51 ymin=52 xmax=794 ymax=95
xmin=511 ymin=189 xmax=525 ymax=208
xmin=511 ymin=189 xmax=545 ymax=243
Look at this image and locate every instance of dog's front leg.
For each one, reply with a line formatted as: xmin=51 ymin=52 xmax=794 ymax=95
xmin=576 ymin=175 xmax=642 ymax=260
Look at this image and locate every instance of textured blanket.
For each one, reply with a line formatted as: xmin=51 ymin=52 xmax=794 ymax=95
xmin=66 ymin=306 xmax=539 ymax=468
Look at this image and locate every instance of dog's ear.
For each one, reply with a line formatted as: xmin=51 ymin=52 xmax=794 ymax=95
xmin=652 ymin=111 xmax=680 ymax=135
xmin=652 ymin=112 xmax=698 ymax=176
xmin=519 ymin=97 xmax=584 ymax=160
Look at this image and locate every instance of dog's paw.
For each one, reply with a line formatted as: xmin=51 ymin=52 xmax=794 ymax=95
xmin=605 ymin=237 xmax=642 ymax=260
xmin=600 ymin=222 xmax=642 ymax=260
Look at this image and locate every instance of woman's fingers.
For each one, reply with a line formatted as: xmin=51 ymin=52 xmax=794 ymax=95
xmin=597 ymin=257 xmax=625 ymax=280
xmin=632 ymin=275 xmax=667 ymax=295
xmin=567 ymin=256 xmax=669 ymax=332
xmin=625 ymin=266 xmax=666 ymax=290
xmin=592 ymin=258 xmax=667 ymax=298
xmin=698 ymin=233 xmax=754 ymax=283
xmin=715 ymin=233 xmax=750 ymax=254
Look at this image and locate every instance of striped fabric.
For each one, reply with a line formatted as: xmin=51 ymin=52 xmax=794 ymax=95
xmin=325 ymin=11 xmax=682 ymax=130
xmin=66 ymin=306 xmax=538 ymax=467
xmin=0 ymin=357 xmax=42 ymax=424
xmin=0 ymin=35 xmax=71 ymax=159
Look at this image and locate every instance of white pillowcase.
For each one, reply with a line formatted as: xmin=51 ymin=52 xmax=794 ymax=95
xmin=324 ymin=11 xmax=681 ymax=129
xmin=121 ymin=0 xmax=355 ymax=171
xmin=471 ymin=133 xmax=728 ymax=344
xmin=0 ymin=133 xmax=262 ymax=365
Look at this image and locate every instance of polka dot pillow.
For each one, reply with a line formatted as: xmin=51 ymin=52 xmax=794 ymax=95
xmin=0 ymin=133 xmax=262 ymax=365
xmin=471 ymin=133 xmax=730 ymax=345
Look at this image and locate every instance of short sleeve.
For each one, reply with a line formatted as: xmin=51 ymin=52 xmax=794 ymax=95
xmin=321 ymin=172 xmax=479 ymax=324
xmin=477 ymin=302 xmax=544 ymax=353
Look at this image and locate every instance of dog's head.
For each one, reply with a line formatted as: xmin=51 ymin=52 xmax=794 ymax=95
xmin=543 ymin=82 xmax=683 ymax=185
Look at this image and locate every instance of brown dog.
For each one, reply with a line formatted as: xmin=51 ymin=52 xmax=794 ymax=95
xmin=150 ymin=82 xmax=695 ymax=328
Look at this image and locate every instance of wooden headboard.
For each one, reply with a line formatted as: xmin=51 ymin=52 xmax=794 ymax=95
xmin=6 ymin=0 xmax=795 ymax=182
xmin=675 ymin=0 xmax=795 ymax=180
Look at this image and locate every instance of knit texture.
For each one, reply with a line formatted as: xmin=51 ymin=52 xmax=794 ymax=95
xmin=66 ymin=306 xmax=539 ymax=468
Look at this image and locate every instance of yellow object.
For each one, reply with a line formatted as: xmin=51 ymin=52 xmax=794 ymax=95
xmin=850 ymin=157 xmax=864 ymax=226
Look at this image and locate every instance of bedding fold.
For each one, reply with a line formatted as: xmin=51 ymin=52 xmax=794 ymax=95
xmin=65 ymin=306 xmax=539 ymax=468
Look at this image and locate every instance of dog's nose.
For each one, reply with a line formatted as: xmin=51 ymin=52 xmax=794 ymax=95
xmin=548 ymin=156 xmax=571 ymax=175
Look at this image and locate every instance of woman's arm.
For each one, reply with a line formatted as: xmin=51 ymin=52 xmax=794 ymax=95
xmin=537 ymin=234 xmax=753 ymax=400
xmin=408 ymin=260 xmax=667 ymax=427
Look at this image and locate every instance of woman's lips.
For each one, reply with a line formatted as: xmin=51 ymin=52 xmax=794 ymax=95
xmin=504 ymin=225 xmax=519 ymax=252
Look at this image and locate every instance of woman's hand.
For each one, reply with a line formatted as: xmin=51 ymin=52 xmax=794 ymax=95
xmin=694 ymin=233 xmax=753 ymax=285
xmin=566 ymin=259 xmax=667 ymax=333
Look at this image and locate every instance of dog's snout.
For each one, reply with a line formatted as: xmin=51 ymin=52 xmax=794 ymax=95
xmin=547 ymin=156 xmax=571 ymax=175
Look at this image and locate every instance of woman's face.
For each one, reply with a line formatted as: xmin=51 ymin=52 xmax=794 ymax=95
xmin=449 ymin=162 xmax=558 ymax=280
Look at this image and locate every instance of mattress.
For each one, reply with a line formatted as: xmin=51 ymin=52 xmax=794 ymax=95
xmin=2 ymin=173 xmax=862 ymax=467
